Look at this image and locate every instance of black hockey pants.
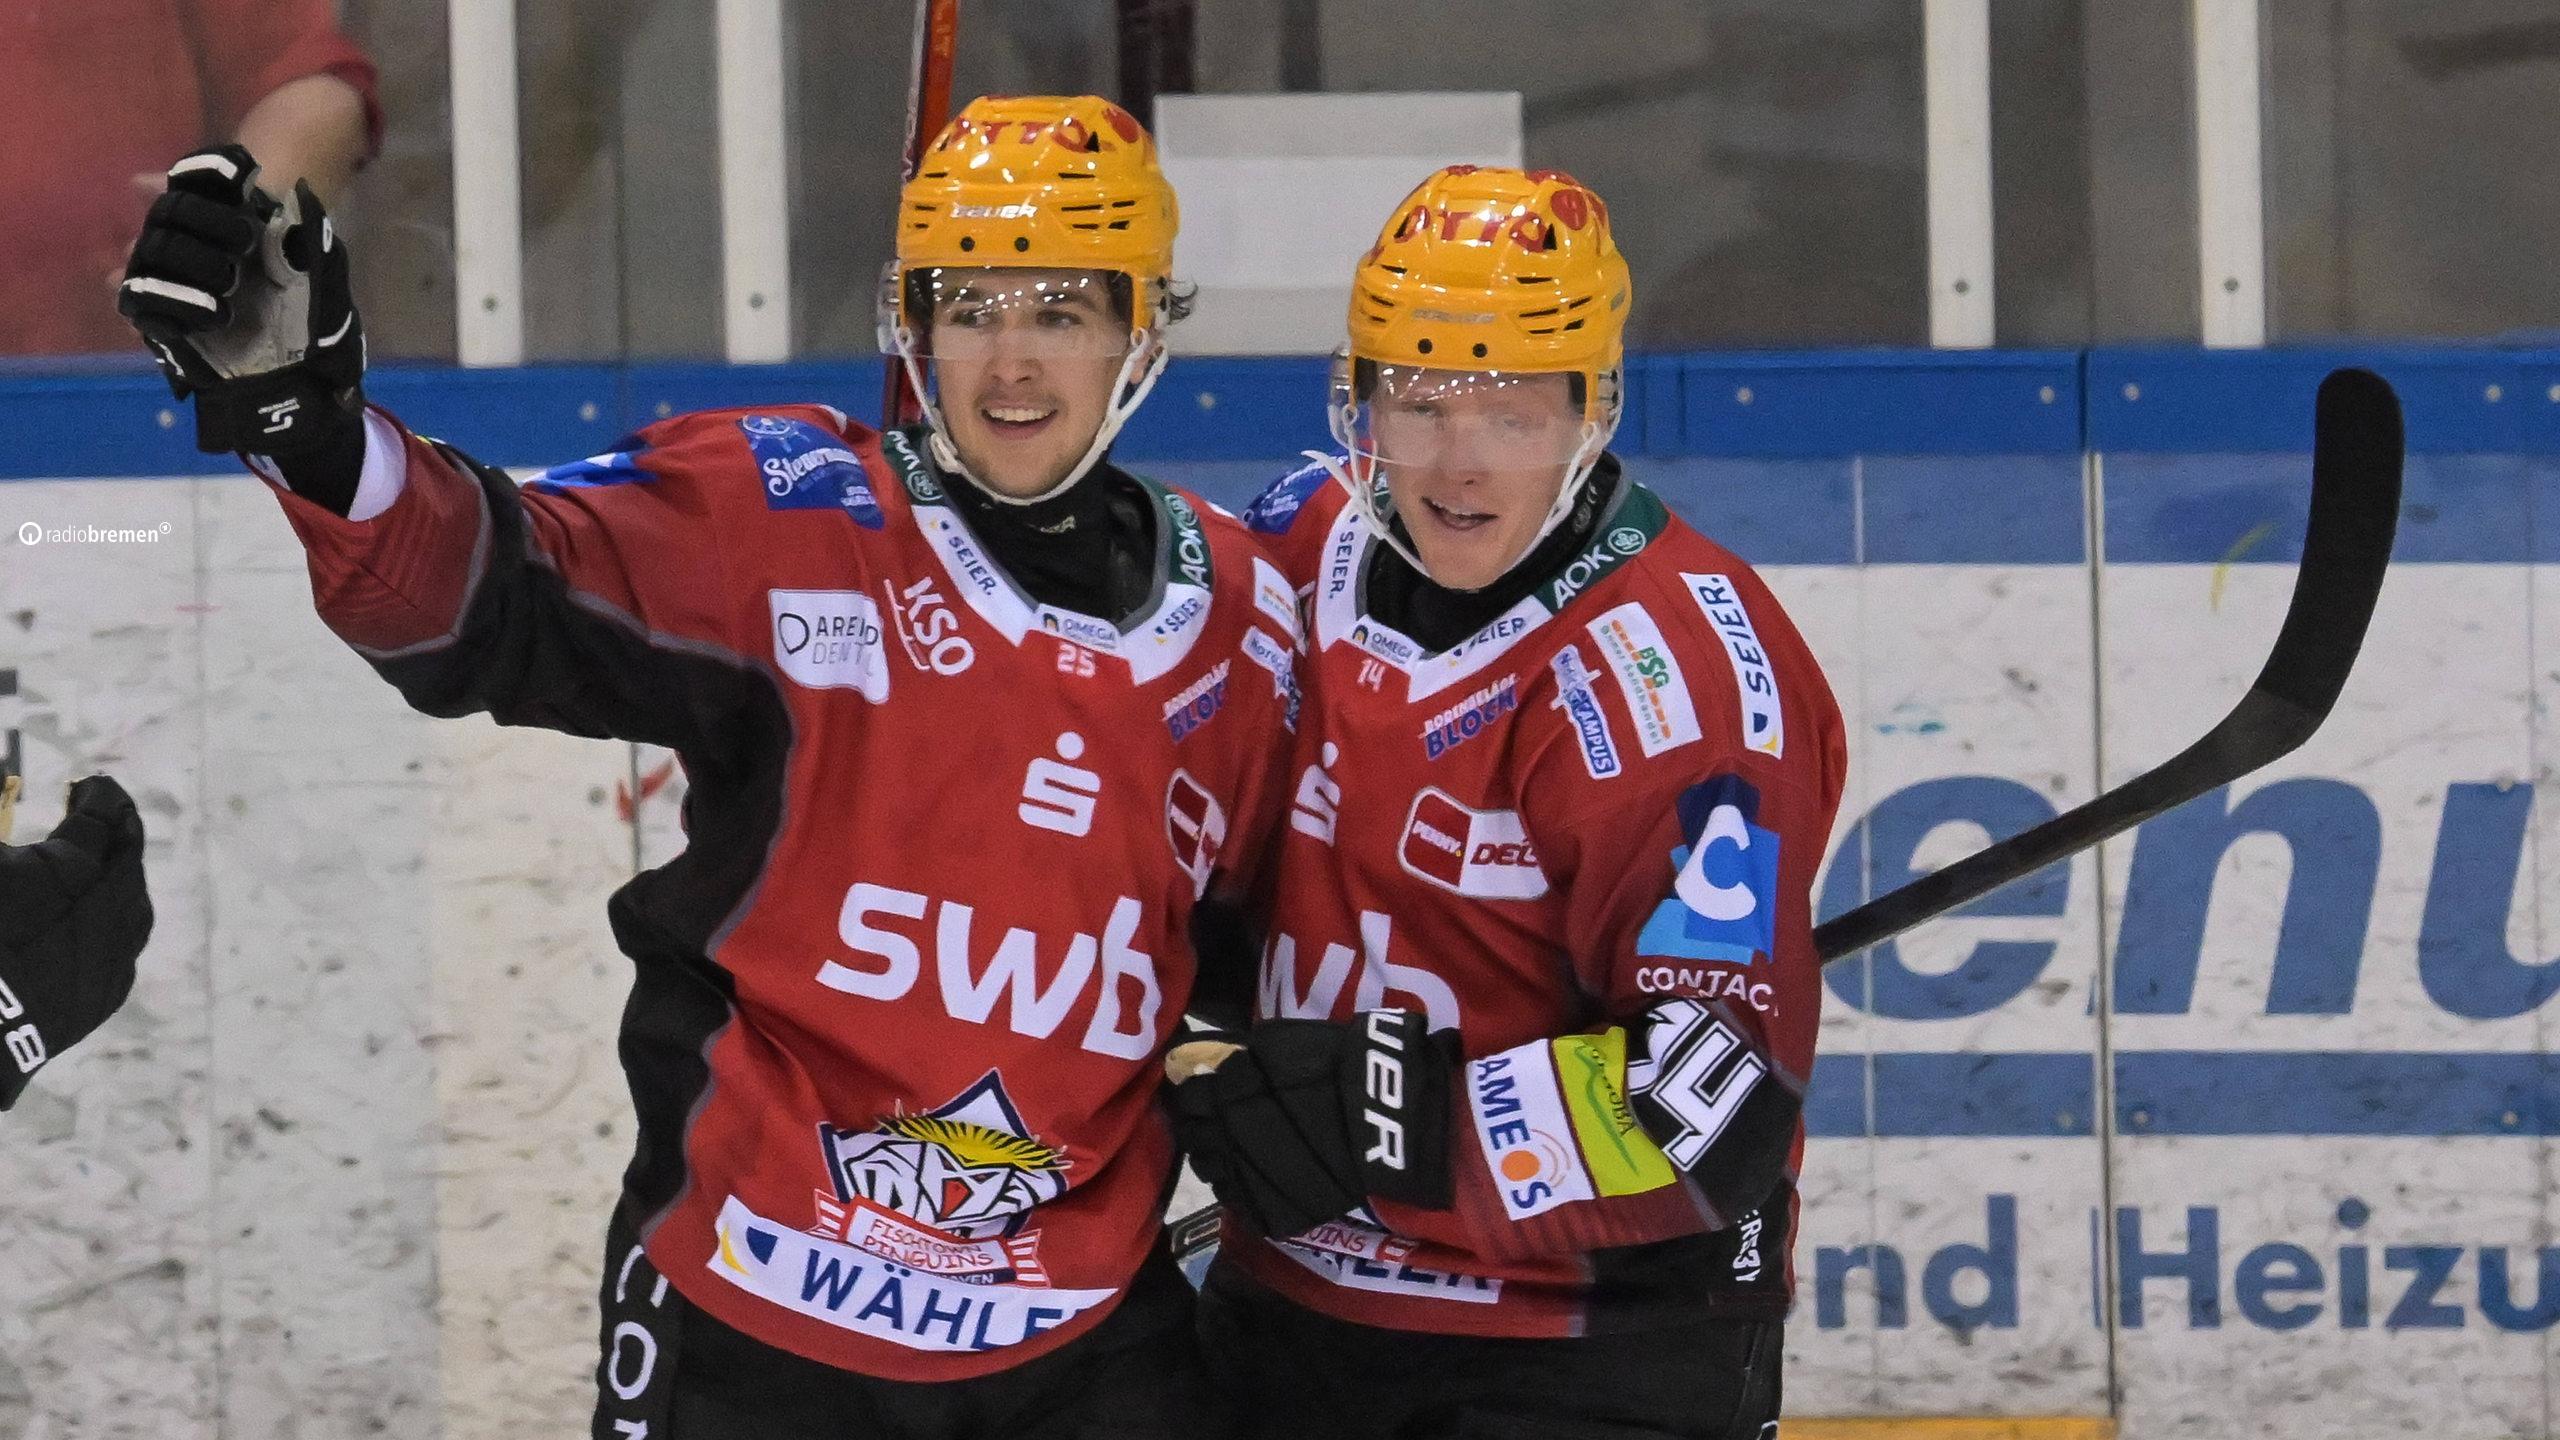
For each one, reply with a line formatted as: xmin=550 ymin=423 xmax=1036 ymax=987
xmin=1195 ymin=1264 xmax=1783 ymax=1440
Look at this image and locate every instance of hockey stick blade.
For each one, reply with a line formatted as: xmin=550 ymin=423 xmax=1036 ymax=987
xmin=1814 ymin=366 xmax=2404 ymax=965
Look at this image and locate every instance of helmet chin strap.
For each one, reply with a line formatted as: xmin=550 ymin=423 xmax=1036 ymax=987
xmin=896 ymin=329 xmax=1170 ymax=507
xmin=1322 ymin=409 xmax=1617 ymax=595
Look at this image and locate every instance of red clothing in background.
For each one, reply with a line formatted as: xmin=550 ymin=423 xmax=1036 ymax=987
xmin=0 ymin=0 xmax=381 ymax=356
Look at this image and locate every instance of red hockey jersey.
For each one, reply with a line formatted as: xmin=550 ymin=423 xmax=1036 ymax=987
xmin=267 ymin=407 xmax=1298 ymax=1379
xmin=1222 ymin=460 xmax=1846 ymax=1339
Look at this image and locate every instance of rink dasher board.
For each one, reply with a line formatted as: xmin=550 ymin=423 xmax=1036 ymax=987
xmin=9 ymin=458 xmax=2560 ymax=1437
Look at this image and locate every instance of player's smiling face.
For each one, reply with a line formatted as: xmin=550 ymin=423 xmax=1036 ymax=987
xmin=926 ymin=267 xmax=1135 ymax=499
xmin=1369 ymin=367 xmax=1586 ymax=591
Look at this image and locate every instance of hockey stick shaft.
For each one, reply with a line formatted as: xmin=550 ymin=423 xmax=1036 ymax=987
xmin=1813 ymin=366 xmax=2404 ymax=965
xmin=883 ymin=0 xmax=962 ymax=429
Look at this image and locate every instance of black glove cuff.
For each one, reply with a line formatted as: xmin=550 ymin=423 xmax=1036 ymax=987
xmin=1342 ymin=1010 xmax=1455 ymax=1209
xmin=195 ymin=367 xmax=365 ymax=461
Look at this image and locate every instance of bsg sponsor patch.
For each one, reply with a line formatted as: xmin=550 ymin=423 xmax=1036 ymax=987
xmin=1587 ymin=603 xmax=1701 ymax=758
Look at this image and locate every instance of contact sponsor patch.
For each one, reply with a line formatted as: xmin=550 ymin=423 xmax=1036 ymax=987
xmin=707 ymin=1196 xmax=1115 ymax=1353
xmin=1587 ymin=603 xmax=1701 ymax=758
xmin=1465 ymin=1042 xmax=1595 ymax=1221
xmin=1036 ymin=607 xmax=1121 ymax=655
xmin=1638 ymin=775 xmax=1782 ymax=965
xmin=1682 ymin=573 xmax=1783 ymax=757
xmin=1244 ymin=459 xmax=1330 ymax=535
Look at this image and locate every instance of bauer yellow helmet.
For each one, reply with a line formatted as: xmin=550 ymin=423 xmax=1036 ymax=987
xmin=1345 ymin=165 xmax=1628 ymax=412
xmin=1325 ymin=166 xmax=1633 ymax=587
xmin=881 ymin=95 xmax=1184 ymax=501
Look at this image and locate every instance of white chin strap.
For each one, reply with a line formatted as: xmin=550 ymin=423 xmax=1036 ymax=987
xmin=1320 ymin=406 xmax=1616 ymax=594
xmin=895 ymin=330 xmax=1170 ymax=506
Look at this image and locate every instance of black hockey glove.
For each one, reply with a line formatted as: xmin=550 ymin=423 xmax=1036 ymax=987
xmin=1171 ymin=1010 xmax=1458 ymax=1238
xmin=0 ymin=777 xmax=154 ymax=1110
xmin=119 ymin=145 xmax=367 ymax=469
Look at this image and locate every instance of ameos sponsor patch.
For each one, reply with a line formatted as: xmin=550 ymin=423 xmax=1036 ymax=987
xmin=1465 ymin=1043 xmax=1596 ymax=1221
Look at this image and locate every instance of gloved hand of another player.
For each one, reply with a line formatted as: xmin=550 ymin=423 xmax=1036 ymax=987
xmin=0 ymin=776 xmax=154 ymax=1110
xmin=118 ymin=145 xmax=367 ymax=459
xmin=1170 ymin=1010 xmax=1458 ymax=1238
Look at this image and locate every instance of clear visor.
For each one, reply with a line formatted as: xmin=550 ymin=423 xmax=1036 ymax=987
xmin=898 ymin=266 xmax=1135 ymax=360
xmin=1342 ymin=364 xmax=1592 ymax=480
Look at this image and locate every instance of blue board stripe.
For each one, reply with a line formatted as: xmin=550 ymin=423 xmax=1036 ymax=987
xmin=2087 ymin=345 xmax=2546 ymax=455
xmin=2113 ymin=1051 xmax=2560 ymax=1137
xmin=1682 ymin=349 xmax=2082 ymax=458
xmin=1806 ymin=1052 xmax=2096 ymax=1138
xmin=1804 ymin=1050 xmax=2560 ymax=1138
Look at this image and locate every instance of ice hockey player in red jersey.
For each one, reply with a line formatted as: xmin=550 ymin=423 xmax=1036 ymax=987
xmin=1170 ymin=166 xmax=1848 ymax=1438
xmin=119 ymin=96 xmax=1299 ymax=1438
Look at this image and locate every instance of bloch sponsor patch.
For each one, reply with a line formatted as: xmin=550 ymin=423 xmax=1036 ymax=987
xmin=1421 ymin=675 xmax=1517 ymax=760
xmin=1682 ymin=572 xmax=1783 ymax=757
xmin=1164 ymin=660 xmax=1230 ymax=742
xmin=1549 ymin=645 xmax=1623 ymax=779
xmin=1465 ymin=1043 xmax=1596 ymax=1221
xmin=1587 ymin=603 xmax=1701 ymax=757
xmin=707 ymin=1196 xmax=1115 ymax=1353
xmin=1398 ymin=789 xmax=1549 ymax=900
xmin=770 ymin=589 xmax=891 ymax=701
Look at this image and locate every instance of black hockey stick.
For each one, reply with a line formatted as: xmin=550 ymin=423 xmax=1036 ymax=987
xmin=1814 ymin=366 xmax=2404 ymax=966
xmin=883 ymin=0 xmax=962 ymax=430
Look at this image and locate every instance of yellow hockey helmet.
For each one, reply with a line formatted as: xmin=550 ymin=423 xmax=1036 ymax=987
xmin=888 ymin=94 xmax=1180 ymax=343
xmin=1346 ymin=165 xmax=1630 ymax=425
xmin=1321 ymin=166 xmax=1633 ymax=587
xmin=880 ymin=95 xmax=1184 ymax=502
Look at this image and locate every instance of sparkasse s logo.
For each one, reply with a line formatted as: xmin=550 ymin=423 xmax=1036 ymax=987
xmin=1020 ymin=732 xmax=1102 ymax=838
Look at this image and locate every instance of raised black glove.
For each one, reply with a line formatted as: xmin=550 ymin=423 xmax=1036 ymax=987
xmin=0 ymin=776 xmax=153 ymax=1109
xmin=119 ymin=145 xmax=366 ymax=462
xmin=1172 ymin=1010 xmax=1457 ymax=1238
